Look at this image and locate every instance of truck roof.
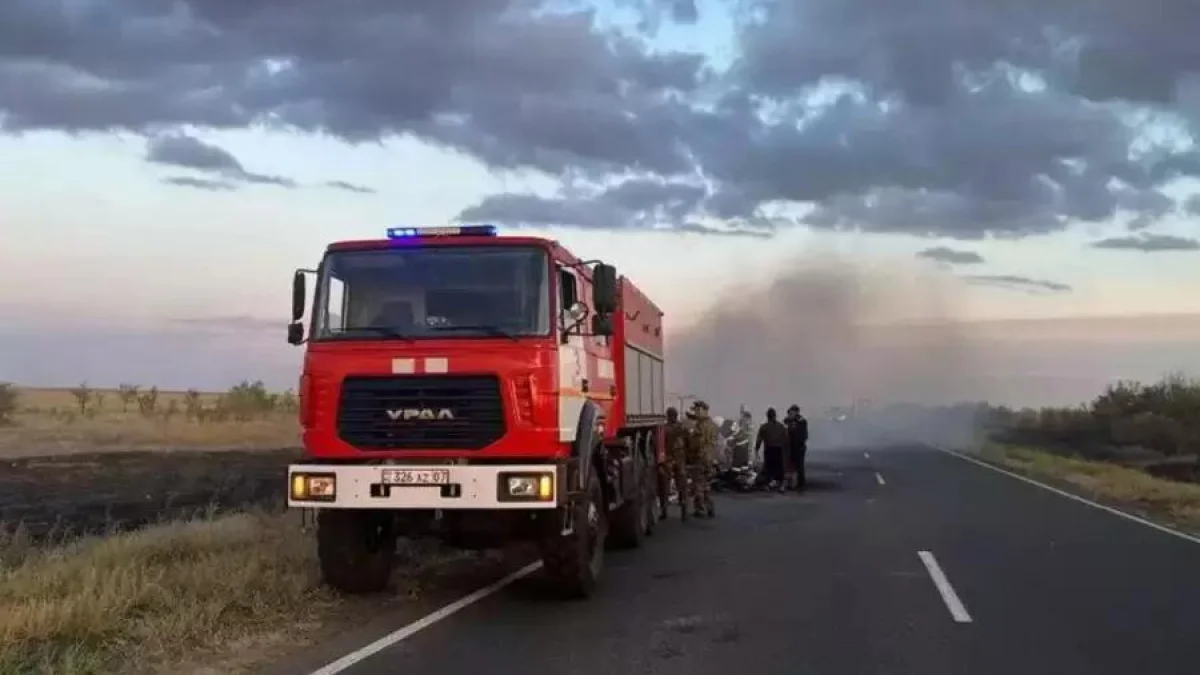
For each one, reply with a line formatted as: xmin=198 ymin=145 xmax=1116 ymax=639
xmin=326 ymin=234 xmax=553 ymax=252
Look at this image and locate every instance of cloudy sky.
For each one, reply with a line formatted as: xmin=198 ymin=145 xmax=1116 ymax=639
xmin=3 ymin=0 xmax=1200 ymax=408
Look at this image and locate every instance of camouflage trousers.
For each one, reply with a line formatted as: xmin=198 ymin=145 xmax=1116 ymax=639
xmin=687 ymin=460 xmax=714 ymax=515
xmin=662 ymin=459 xmax=690 ymax=517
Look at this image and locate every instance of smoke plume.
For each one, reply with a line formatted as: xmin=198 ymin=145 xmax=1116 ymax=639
xmin=668 ymin=251 xmax=990 ymax=420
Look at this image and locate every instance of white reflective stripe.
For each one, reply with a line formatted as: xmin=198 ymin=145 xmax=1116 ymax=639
xmin=424 ymin=357 xmax=448 ymax=373
xmin=557 ymin=340 xmax=586 ymax=441
xmin=391 ymin=358 xmax=415 ymax=374
xmin=595 ymin=358 xmax=615 ymax=379
xmin=558 ymin=395 xmax=587 ymax=442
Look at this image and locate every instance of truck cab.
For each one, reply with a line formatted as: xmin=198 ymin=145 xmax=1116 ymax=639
xmin=286 ymin=225 xmax=662 ymax=598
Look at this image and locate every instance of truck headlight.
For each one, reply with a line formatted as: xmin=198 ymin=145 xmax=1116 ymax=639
xmin=498 ymin=473 xmax=554 ymax=501
xmin=290 ymin=472 xmax=337 ymax=501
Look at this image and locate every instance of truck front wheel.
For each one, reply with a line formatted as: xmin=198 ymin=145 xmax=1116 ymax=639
xmin=316 ymin=509 xmax=397 ymax=594
xmin=540 ymin=468 xmax=607 ymax=598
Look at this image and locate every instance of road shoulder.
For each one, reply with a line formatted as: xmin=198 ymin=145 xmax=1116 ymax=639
xmin=951 ymin=443 xmax=1200 ymax=540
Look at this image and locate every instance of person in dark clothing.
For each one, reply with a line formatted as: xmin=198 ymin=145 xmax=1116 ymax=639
xmin=755 ymin=407 xmax=789 ymax=491
xmin=785 ymin=404 xmax=809 ymax=491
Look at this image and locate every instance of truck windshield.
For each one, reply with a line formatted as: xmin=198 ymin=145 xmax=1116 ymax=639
xmin=311 ymin=245 xmax=552 ymax=341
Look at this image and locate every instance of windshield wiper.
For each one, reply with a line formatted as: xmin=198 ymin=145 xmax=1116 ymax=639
xmin=429 ymin=325 xmax=520 ymax=342
xmin=338 ymin=326 xmax=413 ymax=341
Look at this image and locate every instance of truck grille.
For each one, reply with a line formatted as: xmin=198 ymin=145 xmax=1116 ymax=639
xmin=337 ymin=375 xmax=506 ymax=450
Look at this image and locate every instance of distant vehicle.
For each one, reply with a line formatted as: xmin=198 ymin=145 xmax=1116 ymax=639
xmin=284 ymin=225 xmax=667 ymax=599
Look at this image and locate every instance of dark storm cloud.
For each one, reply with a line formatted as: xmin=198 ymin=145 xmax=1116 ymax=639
xmin=458 ymin=178 xmax=773 ymax=236
xmin=162 ymin=176 xmax=235 ymax=191
xmin=147 ymin=134 xmax=241 ymax=173
xmin=1092 ymin=233 xmax=1200 ymax=252
xmin=146 ymin=133 xmax=376 ymax=193
xmin=326 ymin=180 xmax=375 ymax=194
xmin=2 ymin=1 xmax=1199 ymax=237
xmin=916 ymin=247 xmax=984 ymax=265
xmin=147 ymin=133 xmax=296 ymax=189
xmin=962 ymin=274 xmax=1072 ymax=294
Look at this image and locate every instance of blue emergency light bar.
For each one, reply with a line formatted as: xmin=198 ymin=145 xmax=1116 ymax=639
xmin=386 ymin=225 xmax=497 ymax=239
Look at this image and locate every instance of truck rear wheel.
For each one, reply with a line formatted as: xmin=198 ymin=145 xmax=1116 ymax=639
xmin=610 ymin=439 xmax=654 ymax=547
xmin=540 ymin=468 xmax=606 ymax=598
xmin=316 ymin=509 xmax=396 ymax=594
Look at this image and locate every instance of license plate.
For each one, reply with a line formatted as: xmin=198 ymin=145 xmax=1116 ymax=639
xmin=380 ymin=468 xmax=450 ymax=486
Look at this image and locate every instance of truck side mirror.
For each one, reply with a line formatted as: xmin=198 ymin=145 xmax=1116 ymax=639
xmin=287 ymin=322 xmax=304 ymax=345
xmin=561 ymin=301 xmax=590 ymax=344
xmin=590 ymin=313 xmax=614 ymax=337
xmin=591 ymin=263 xmax=618 ymax=314
xmin=291 ymin=271 xmax=307 ymax=322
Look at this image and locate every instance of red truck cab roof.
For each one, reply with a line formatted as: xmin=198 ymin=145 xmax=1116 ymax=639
xmin=326 ymin=235 xmax=554 ymax=253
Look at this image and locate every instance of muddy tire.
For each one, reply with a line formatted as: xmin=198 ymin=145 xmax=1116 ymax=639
xmin=610 ymin=443 xmax=649 ymax=549
xmin=316 ymin=509 xmax=396 ymax=594
xmin=540 ymin=468 xmax=607 ymax=599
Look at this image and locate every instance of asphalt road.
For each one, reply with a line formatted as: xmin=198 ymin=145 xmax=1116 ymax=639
xmin=283 ymin=445 xmax=1200 ymax=675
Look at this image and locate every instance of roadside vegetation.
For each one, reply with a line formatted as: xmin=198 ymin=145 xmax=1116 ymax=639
xmin=0 ymin=509 xmax=511 ymax=675
xmin=0 ymin=381 xmax=300 ymax=457
xmin=984 ymin=373 xmax=1200 ymax=481
xmin=960 ymin=373 xmax=1200 ymax=533
xmin=0 ymin=511 xmax=323 ymax=675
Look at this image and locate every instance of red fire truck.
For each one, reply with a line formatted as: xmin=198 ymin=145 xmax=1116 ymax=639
xmin=286 ymin=225 xmax=667 ymax=598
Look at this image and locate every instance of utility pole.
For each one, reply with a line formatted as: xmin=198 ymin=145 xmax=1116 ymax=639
xmin=668 ymin=391 xmax=698 ymax=411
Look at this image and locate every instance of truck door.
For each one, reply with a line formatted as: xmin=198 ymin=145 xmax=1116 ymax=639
xmin=557 ymin=265 xmax=587 ymax=442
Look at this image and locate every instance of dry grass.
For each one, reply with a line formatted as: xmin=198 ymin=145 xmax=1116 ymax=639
xmin=0 ymin=511 xmax=329 ymax=675
xmin=0 ymin=387 xmax=300 ymax=458
xmin=0 ymin=510 xmax=506 ymax=675
xmin=980 ymin=443 xmax=1200 ymax=534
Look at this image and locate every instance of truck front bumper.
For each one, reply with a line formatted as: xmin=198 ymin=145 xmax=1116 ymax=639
xmin=287 ymin=463 xmax=564 ymax=510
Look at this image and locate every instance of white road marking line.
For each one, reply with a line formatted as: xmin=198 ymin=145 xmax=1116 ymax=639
xmin=863 ymin=451 xmax=870 ymax=459
xmin=917 ymin=551 xmax=972 ymax=623
xmin=930 ymin=445 xmax=1200 ymax=546
xmin=875 ymin=472 xmax=886 ymax=485
xmin=306 ymin=561 xmax=544 ymax=675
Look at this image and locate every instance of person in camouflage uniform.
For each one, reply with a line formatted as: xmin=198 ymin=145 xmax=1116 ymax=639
xmin=687 ymin=400 xmax=719 ymax=518
xmin=660 ymin=406 xmax=691 ymax=521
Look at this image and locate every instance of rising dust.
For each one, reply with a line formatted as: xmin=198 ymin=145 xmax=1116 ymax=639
xmin=668 ymin=250 xmax=993 ymax=447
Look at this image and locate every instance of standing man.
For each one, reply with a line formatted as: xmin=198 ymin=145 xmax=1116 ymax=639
xmin=785 ymin=404 xmax=810 ymax=491
xmin=660 ymin=406 xmax=691 ymax=521
xmin=687 ymin=400 xmax=719 ymax=518
xmin=730 ymin=409 xmax=753 ymax=468
xmin=755 ymin=407 xmax=789 ymax=491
